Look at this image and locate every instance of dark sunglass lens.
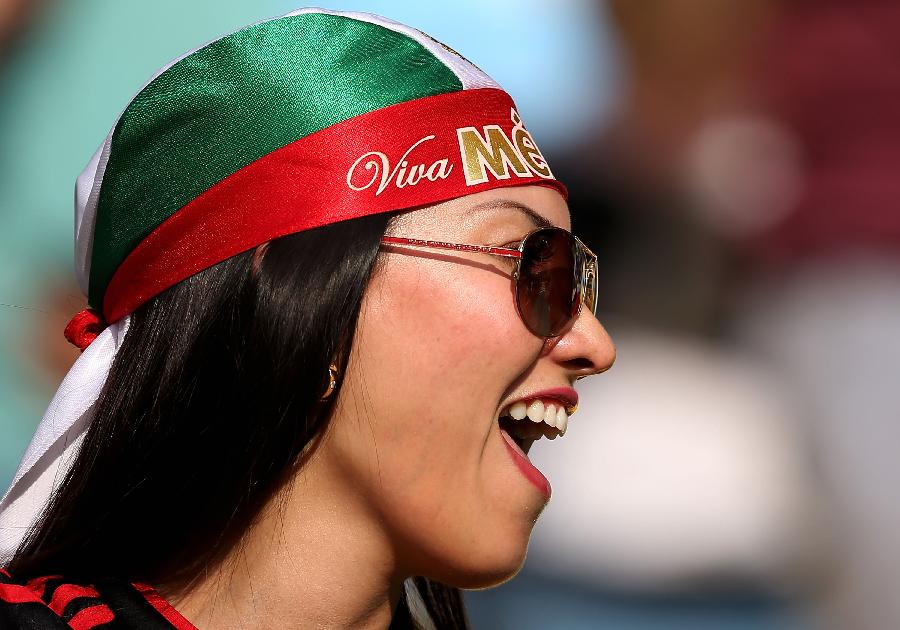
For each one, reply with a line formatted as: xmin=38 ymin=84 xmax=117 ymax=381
xmin=516 ymin=229 xmax=577 ymax=337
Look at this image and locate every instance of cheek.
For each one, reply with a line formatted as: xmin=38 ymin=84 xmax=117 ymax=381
xmin=365 ymin=259 xmax=527 ymax=404
xmin=332 ymin=261 xmax=545 ymax=583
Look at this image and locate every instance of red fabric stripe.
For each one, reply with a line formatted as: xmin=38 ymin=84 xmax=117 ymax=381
xmin=69 ymin=603 xmax=116 ymax=629
xmin=134 ymin=582 xmax=198 ymax=630
xmin=48 ymin=583 xmax=101 ymax=616
xmin=25 ymin=574 xmax=60 ymax=600
xmin=103 ymin=87 xmax=566 ymax=322
xmin=0 ymin=582 xmax=45 ymax=604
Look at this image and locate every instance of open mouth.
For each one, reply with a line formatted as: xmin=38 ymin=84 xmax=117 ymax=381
xmin=499 ymin=398 xmax=570 ymax=449
xmin=497 ymin=398 xmax=574 ymax=497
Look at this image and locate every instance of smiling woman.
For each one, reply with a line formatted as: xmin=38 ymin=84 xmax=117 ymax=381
xmin=0 ymin=8 xmax=614 ymax=630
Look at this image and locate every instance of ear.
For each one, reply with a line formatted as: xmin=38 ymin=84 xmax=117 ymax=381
xmin=251 ymin=242 xmax=270 ymax=276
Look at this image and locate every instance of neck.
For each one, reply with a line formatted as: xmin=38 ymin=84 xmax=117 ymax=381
xmin=165 ymin=458 xmax=404 ymax=630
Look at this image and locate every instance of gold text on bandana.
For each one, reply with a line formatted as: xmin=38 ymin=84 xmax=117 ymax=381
xmin=457 ymin=109 xmax=553 ymax=186
xmin=345 ymin=108 xmax=554 ymax=197
xmin=347 ymin=135 xmax=454 ymax=196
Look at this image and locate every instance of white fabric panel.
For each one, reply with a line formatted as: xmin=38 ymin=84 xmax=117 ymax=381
xmin=0 ymin=317 xmax=130 ymax=562
xmin=74 ymin=136 xmax=111 ymax=295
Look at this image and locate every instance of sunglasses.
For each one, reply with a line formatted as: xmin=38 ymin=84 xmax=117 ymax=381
xmin=381 ymin=227 xmax=598 ymax=338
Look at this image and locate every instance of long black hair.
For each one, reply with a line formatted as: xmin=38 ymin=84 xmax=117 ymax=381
xmin=9 ymin=213 xmax=469 ymax=629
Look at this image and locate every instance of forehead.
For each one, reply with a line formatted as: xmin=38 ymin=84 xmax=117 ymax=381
xmin=391 ymin=185 xmax=571 ymax=238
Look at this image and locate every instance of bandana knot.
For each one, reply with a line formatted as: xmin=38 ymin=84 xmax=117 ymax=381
xmin=64 ymin=308 xmax=106 ymax=350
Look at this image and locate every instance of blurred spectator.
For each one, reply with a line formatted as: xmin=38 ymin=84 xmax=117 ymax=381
xmin=560 ymin=0 xmax=780 ymax=335
xmin=0 ymin=0 xmax=40 ymax=59
xmin=531 ymin=328 xmax=824 ymax=596
xmin=551 ymin=1 xmax=900 ymax=629
xmin=726 ymin=3 xmax=900 ymax=628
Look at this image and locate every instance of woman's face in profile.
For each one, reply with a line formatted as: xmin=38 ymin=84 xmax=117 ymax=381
xmin=313 ymin=185 xmax=615 ymax=588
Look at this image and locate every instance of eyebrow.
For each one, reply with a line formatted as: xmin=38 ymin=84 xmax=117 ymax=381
xmin=468 ymin=199 xmax=554 ymax=229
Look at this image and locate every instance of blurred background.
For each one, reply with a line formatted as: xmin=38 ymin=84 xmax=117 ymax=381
xmin=1 ymin=1 xmax=898 ymax=628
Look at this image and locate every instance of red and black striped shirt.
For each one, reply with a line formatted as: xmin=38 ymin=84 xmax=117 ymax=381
xmin=0 ymin=569 xmax=195 ymax=629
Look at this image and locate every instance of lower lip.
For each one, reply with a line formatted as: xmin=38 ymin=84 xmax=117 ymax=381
xmin=500 ymin=428 xmax=551 ymax=498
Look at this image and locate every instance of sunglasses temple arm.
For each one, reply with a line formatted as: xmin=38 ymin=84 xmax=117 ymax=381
xmin=381 ymin=236 xmax=522 ymax=259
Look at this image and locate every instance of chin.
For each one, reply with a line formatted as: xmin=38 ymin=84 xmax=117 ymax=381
xmin=448 ymin=558 xmax=527 ymax=591
xmin=429 ymin=534 xmax=531 ymax=590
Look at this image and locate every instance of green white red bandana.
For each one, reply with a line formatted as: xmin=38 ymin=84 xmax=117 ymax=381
xmin=1 ymin=8 xmax=564 ymax=561
xmin=75 ymin=8 xmax=565 ymax=325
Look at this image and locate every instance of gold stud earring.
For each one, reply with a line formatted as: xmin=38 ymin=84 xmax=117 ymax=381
xmin=320 ymin=363 xmax=339 ymax=400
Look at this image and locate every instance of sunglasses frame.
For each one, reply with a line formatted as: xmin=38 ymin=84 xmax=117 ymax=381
xmin=380 ymin=226 xmax=598 ymax=338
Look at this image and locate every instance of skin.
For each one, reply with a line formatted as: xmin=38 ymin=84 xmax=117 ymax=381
xmin=173 ymin=185 xmax=616 ymax=629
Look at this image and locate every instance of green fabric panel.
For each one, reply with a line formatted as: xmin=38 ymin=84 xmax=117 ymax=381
xmin=89 ymin=12 xmax=463 ymax=307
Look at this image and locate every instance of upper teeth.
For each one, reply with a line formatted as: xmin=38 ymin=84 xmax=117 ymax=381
xmin=505 ymin=399 xmax=570 ymax=435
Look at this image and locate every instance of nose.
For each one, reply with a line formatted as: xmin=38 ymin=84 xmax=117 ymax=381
xmin=544 ymin=308 xmax=616 ymax=380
